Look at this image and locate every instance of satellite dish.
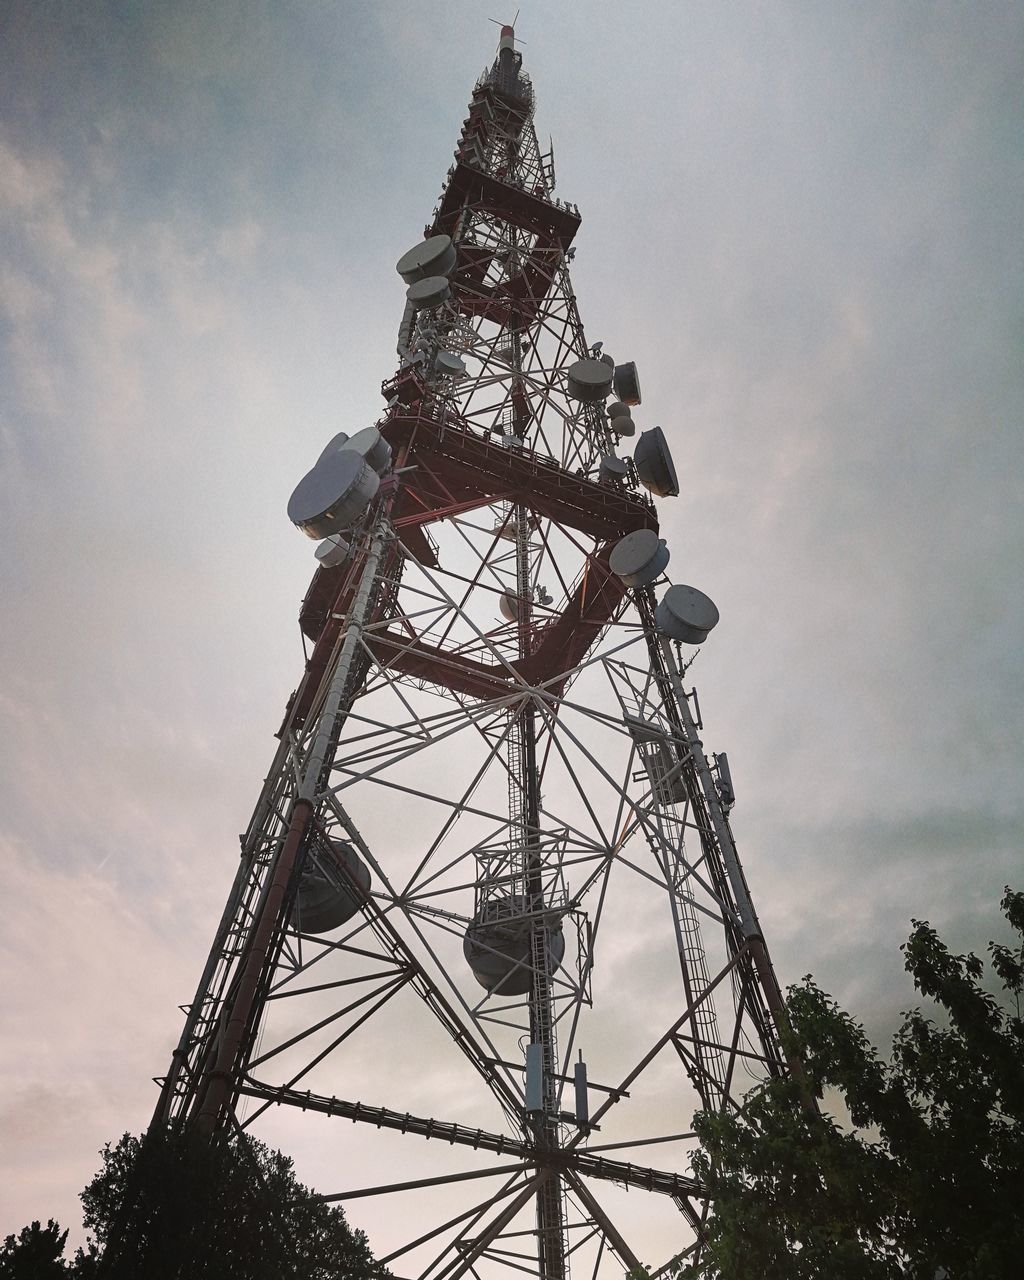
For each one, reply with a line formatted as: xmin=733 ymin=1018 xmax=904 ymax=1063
xmin=499 ymin=591 xmax=520 ymax=621
xmin=633 ymin=426 xmax=679 ymax=498
xmin=287 ymin=450 xmax=380 ymax=540
xmin=316 ymin=431 xmax=350 ymax=464
xmin=406 ymin=275 xmax=452 ymax=309
xmin=655 ymin=584 xmax=720 ymax=644
xmin=599 ymin=352 xmax=615 ymax=368
xmin=343 ymin=426 xmax=392 ymax=476
xmin=613 ymin=361 xmax=642 ymax=406
xmin=609 ymin=528 xmax=670 ymax=587
xmin=396 ymin=234 xmax=457 ymax=284
xmin=566 ymin=358 xmax=614 ymax=403
xmin=599 ymin=455 xmax=629 ymax=483
xmin=434 ymin=350 xmax=467 ymax=378
xmin=607 ymin=400 xmax=636 ymax=436
xmin=292 ymin=840 xmax=371 ymax=934
xmin=464 ymin=895 xmax=565 ymax=994
xmin=314 ymin=534 xmax=352 ymax=570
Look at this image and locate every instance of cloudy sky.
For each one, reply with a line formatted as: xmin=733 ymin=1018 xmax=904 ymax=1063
xmin=2 ymin=0 xmax=1022 ymax=1256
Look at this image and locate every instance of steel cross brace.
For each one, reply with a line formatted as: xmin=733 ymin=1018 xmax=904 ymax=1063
xmin=237 ymin=1080 xmax=702 ymax=1200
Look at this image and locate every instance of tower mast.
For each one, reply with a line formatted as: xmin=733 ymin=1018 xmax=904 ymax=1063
xmin=131 ymin=27 xmax=795 ymax=1279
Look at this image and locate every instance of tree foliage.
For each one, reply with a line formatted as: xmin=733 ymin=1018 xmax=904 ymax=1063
xmin=684 ymin=888 xmax=1024 ymax=1279
xmin=90 ymin=1128 xmax=388 ymax=1279
xmin=2 ymin=1130 xmax=386 ymax=1279
xmin=0 ymin=1221 xmax=70 ymax=1280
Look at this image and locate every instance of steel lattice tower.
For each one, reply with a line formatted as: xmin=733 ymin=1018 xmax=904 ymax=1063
xmin=143 ymin=29 xmax=796 ymax=1278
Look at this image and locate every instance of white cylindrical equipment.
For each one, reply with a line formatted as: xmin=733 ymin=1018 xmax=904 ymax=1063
xmin=344 ymin=426 xmax=392 ymax=476
xmin=463 ymin=896 xmax=566 ymax=995
xmin=609 ymin=528 xmax=670 ymax=587
xmin=406 ymin=275 xmax=452 ymax=309
xmin=396 ymin=234 xmax=457 ymax=284
xmin=566 ymin=358 xmax=614 ymax=403
xmin=434 ymin=350 xmax=467 ymax=378
xmin=314 ymin=533 xmax=352 ymax=570
xmin=655 ymin=584 xmax=720 ymax=644
xmin=287 ymin=450 xmax=380 ymax=540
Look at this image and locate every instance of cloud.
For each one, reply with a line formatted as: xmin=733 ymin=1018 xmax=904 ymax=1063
xmin=0 ymin=847 xmax=195 ymax=1241
xmin=1 ymin=0 xmax=1022 ymax=1269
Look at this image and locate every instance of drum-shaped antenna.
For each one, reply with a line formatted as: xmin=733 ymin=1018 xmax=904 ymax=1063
xmin=396 ymin=234 xmax=457 ymax=284
xmin=633 ymin=426 xmax=679 ymax=498
xmin=655 ymin=584 xmax=720 ymax=644
xmin=314 ymin=533 xmax=352 ymax=570
xmin=609 ymin=528 xmax=670 ymax=587
xmin=613 ymin=361 xmax=642 ymax=406
xmin=317 ymin=431 xmax=350 ymax=463
xmin=292 ymin=841 xmax=371 ymax=934
xmin=287 ymin=450 xmax=380 ymax=540
xmin=566 ymin=358 xmax=614 ymax=403
xmin=463 ymin=896 xmax=566 ymax=995
xmin=406 ymin=275 xmax=452 ymax=309
xmin=344 ymin=426 xmax=392 ymax=476
xmin=599 ymin=455 xmax=629 ymax=483
xmin=435 ymin=350 xmax=467 ymax=378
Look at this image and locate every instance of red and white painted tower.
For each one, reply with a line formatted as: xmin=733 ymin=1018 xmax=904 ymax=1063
xmin=146 ymin=29 xmax=795 ymax=1278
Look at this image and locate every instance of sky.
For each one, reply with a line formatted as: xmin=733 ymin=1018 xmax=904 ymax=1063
xmin=1 ymin=0 xmax=1022 ymax=1258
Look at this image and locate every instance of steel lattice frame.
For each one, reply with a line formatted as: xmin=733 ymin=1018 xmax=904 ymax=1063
xmin=138 ymin=33 xmax=796 ymax=1280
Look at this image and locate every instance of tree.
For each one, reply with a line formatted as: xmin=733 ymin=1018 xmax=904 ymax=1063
xmin=684 ymin=887 xmax=1024 ymax=1280
xmin=2 ymin=1131 xmax=387 ymax=1279
xmin=0 ymin=1221 xmax=69 ymax=1280
xmin=83 ymin=1128 xmax=388 ymax=1279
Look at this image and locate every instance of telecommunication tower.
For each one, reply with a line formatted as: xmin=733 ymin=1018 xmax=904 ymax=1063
xmin=146 ymin=28 xmax=796 ymax=1278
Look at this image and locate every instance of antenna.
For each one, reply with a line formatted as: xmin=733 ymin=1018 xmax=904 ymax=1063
xmin=488 ymin=12 xmax=525 ymax=43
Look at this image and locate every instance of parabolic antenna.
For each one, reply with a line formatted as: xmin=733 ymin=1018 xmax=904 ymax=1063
xmin=287 ymin=450 xmax=380 ymax=540
xmin=316 ymin=431 xmax=350 ymax=464
xmin=633 ymin=425 xmax=679 ymax=498
xmin=291 ymin=840 xmax=371 ymax=935
xmin=655 ymin=584 xmax=720 ymax=644
xmin=406 ymin=275 xmax=452 ymax=309
xmin=607 ymin=400 xmax=636 ymax=436
xmin=609 ymin=528 xmax=670 ymax=587
xmin=599 ymin=455 xmax=629 ymax=483
xmin=396 ymin=233 xmax=457 ymax=284
xmin=314 ymin=533 xmax=352 ymax=570
xmin=464 ymin=896 xmax=565 ymax=995
xmin=344 ymin=426 xmax=392 ymax=476
xmin=613 ymin=361 xmax=642 ymax=406
xmin=434 ymin=350 xmax=467 ymax=378
xmin=566 ymin=358 xmax=614 ymax=403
